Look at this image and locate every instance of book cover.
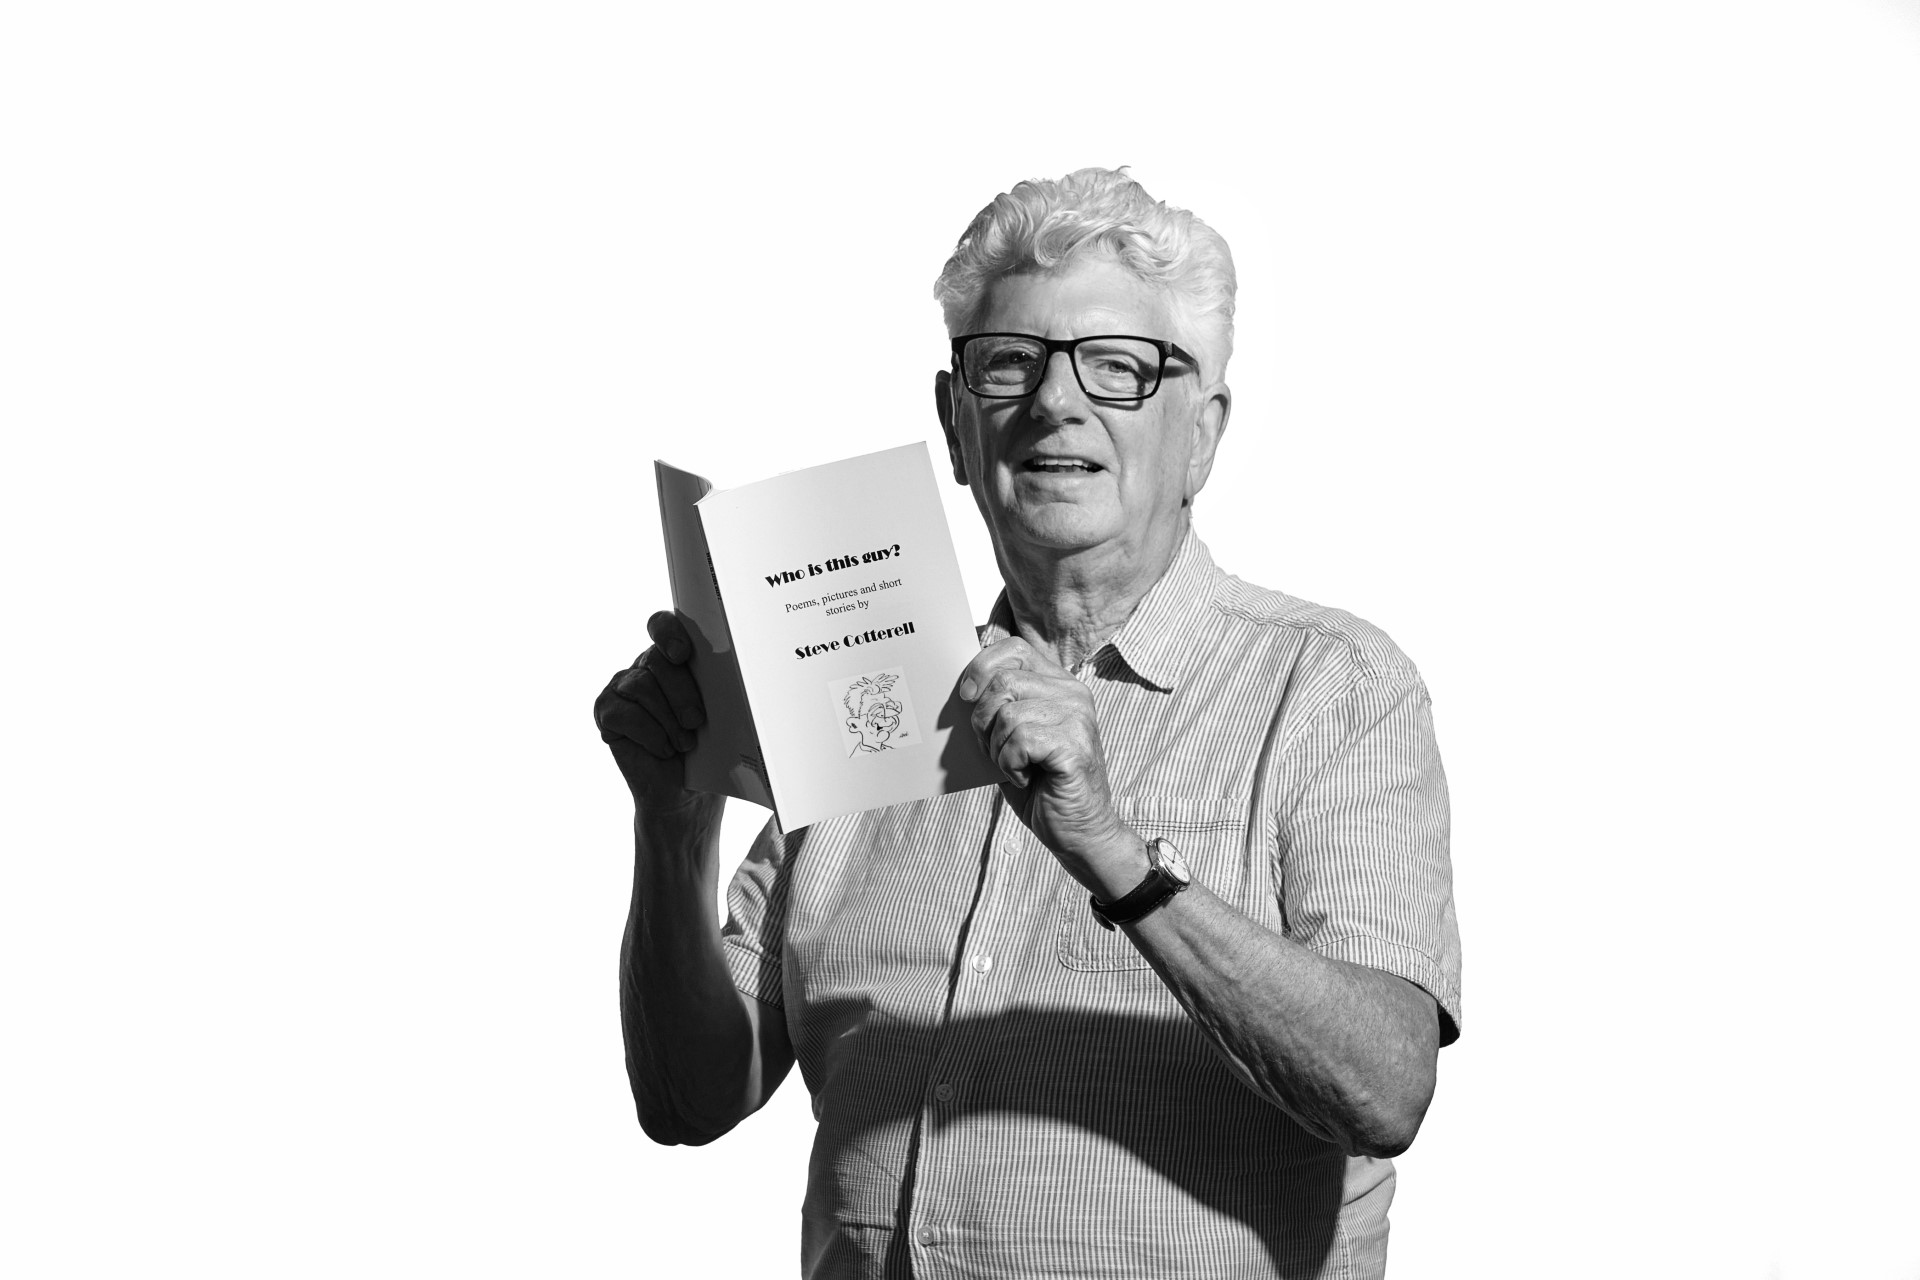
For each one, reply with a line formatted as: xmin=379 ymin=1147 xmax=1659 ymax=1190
xmin=657 ymin=443 xmax=998 ymax=829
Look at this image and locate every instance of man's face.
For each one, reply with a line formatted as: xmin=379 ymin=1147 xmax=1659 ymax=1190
xmin=850 ymin=699 xmax=900 ymax=747
xmin=937 ymin=251 xmax=1228 ymax=565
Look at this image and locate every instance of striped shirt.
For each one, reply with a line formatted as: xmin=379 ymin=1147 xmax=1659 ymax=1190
xmin=722 ymin=528 xmax=1462 ymax=1280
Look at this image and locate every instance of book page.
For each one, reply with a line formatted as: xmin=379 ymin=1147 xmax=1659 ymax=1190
xmin=695 ymin=443 xmax=998 ymax=829
xmin=654 ymin=461 xmax=773 ymax=809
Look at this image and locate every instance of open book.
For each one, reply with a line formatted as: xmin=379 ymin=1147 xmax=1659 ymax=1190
xmin=655 ymin=442 xmax=1000 ymax=830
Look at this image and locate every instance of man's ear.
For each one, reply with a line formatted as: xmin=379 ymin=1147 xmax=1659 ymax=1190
xmin=934 ymin=369 xmax=968 ymax=486
xmin=1184 ymin=383 xmax=1232 ymax=507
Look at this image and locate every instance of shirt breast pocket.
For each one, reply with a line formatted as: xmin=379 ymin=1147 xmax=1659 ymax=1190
xmin=1056 ymin=795 xmax=1250 ymax=972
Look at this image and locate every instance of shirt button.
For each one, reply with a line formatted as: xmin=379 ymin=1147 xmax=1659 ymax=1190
xmin=915 ymin=1226 xmax=940 ymax=1246
xmin=932 ymin=1082 xmax=955 ymax=1102
xmin=969 ymin=953 xmax=993 ymax=974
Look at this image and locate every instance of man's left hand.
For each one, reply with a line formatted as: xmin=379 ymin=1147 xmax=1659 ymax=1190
xmin=959 ymin=637 xmax=1143 ymax=893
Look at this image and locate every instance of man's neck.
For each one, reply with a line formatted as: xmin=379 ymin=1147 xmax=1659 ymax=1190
xmin=996 ymin=516 xmax=1187 ymax=670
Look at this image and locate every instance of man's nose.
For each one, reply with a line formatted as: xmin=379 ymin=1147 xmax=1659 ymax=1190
xmin=1030 ymin=351 xmax=1088 ymax=423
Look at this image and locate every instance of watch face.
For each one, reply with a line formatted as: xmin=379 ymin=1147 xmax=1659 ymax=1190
xmin=1151 ymin=838 xmax=1192 ymax=886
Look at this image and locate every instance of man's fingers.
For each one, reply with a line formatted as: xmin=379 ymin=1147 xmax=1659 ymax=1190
xmin=986 ymin=704 xmax=1029 ymax=778
xmin=994 ymin=737 xmax=1034 ymax=791
xmin=958 ymin=641 xmax=1102 ymax=798
xmin=984 ymin=694 xmax=1070 ymax=761
xmin=958 ymin=636 xmax=1037 ymax=701
xmin=646 ymin=654 xmax=706 ymax=729
xmin=646 ymin=611 xmax=693 ymax=663
xmin=968 ymin=674 xmax=1013 ymax=742
xmin=594 ymin=684 xmax=679 ymax=759
xmin=976 ymin=688 xmax=1079 ymax=788
xmin=967 ymin=666 xmax=1079 ymax=741
xmin=605 ymin=666 xmax=695 ymax=752
xmin=988 ymin=700 xmax=1082 ymax=792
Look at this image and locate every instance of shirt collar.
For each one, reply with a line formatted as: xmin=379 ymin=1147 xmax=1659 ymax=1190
xmin=979 ymin=526 xmax=1221 ymax=693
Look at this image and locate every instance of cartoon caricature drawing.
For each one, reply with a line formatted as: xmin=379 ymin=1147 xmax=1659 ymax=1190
xmin=842 ymin=673 xmax=904 ymax=755
xmin=828 ymin=666 xmax=923 ymax=759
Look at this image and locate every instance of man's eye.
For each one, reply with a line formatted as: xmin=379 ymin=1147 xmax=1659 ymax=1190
xmin=1079 ymin=342 xmax=1156 ymax=396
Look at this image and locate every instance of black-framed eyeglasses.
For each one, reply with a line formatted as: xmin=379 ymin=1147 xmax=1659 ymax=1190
xmin=950 ymin=333 xmax=1196 ymax=403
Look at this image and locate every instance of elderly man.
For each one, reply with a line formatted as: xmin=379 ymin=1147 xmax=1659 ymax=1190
xmin=595 ymin=168 xmax=1462 ymax=1279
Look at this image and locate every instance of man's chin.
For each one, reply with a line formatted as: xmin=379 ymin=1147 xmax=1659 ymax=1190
xmin=992 ymin=503 xmax=1120 ymax=555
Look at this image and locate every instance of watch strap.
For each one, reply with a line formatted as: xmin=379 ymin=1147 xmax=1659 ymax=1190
xmin=1088 ymin=838 xmax=1189 ymax=931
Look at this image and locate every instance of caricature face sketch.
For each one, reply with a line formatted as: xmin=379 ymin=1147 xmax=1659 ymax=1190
xmin=843 ymin=674 xmax=904 ymax=754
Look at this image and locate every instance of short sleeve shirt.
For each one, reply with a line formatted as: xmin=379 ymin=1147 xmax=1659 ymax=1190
xmin=721 ymin=529 xmax=1462 ymax=1280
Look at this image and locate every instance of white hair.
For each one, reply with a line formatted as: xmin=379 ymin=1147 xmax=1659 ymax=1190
xmin=843 ymin=673 xmax=899 ymax=718
xmin=932 ymin=167 xmax=1237 ymax=382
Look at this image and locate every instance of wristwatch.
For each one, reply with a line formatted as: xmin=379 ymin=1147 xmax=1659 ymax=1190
xmin=1088 ymin=837 xmax=1192 ymax=931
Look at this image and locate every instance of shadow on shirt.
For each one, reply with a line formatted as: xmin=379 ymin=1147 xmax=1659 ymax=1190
xmin=792 ymin=996 xmax=1357 ymax=1279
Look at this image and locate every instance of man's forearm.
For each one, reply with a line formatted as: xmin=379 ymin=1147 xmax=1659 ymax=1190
xmin=620 ymin=796 xmax=764 ymax=1146
xmin=1122 ymin=878 xmax=1440 ymax=1158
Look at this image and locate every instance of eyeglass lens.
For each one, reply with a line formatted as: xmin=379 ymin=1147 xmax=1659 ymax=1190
xmin=964 ymin=336 xmax=1163 ymax=400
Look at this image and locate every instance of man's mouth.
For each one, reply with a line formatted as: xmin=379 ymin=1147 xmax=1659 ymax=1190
xmin=1021 ymin=457 xmax=1103 ymax=474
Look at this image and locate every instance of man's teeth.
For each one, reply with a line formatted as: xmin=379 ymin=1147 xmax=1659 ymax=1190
xmin=1027 ymin=459 xmax=1098 ymax=472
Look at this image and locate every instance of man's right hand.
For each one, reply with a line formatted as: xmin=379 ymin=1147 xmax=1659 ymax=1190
xmin=593 ymin=610 xmax=709 ymax=806
xmin=599 ymin=611 xmax=790 ymax=1143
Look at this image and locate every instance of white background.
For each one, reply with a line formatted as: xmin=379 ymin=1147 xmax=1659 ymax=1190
xmin=4 ymin=2 xmax=1916 ymax=1276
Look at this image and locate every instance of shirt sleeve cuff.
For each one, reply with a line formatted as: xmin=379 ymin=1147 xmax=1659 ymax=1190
xmin=1311 ymin=934 xmax=1462 ymax=1046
